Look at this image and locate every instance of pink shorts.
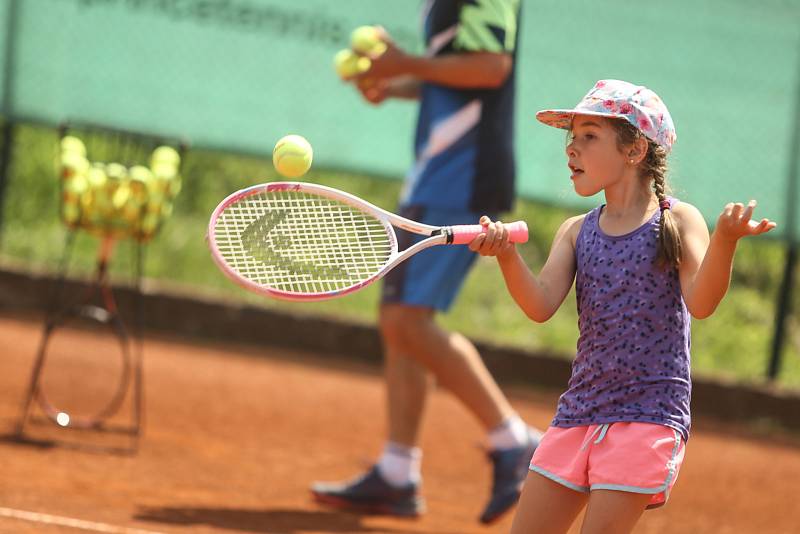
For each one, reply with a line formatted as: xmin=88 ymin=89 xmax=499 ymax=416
xmin=529 ymin=422 xmax=685 ymax=509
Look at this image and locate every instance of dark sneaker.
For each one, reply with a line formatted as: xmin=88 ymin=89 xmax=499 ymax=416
xmin=311 ymin=465 xmax=425 ymax=517
xmin=479 ymin=433 xmax=539 ymax=524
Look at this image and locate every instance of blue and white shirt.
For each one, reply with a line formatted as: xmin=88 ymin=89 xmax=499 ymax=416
xmin=403 ymin=0 xmax=520 ymax=213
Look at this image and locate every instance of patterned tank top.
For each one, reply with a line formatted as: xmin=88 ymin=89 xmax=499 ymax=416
xmin=552 ymin=201 xmax=692 ymax=440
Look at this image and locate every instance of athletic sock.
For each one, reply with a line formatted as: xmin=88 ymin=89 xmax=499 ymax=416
xmin=376 ymin=441 xmax=422 ymax=488
xmin=487 ymin=414 xmax=532 ymax=450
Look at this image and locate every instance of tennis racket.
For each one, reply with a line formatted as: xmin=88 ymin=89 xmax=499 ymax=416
xmin=207 ymin=181 xmax=528 ymax=301
xmin=17 ymin=235 xmax=138 ymax=435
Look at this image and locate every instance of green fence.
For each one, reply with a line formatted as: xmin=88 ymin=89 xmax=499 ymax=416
xmin=2 ymin=0 xmax=799 ymax=234
xmin=2 ymin=0 xmax=800 ymax=381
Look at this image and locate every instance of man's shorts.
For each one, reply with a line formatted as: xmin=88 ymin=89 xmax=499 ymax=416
xmin=529 ymin=423 xmax=686 ymax=509
xmin=381 ymin=205 xmax=490 ymax=312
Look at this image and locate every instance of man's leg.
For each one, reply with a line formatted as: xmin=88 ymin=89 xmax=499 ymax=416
xmin=381 ymin=303 xmax=540 ymax=524
xmin=310 ymin=302 xmax=533 ymax=520
xmin=385 ymin=342 xmax=431 ymax=446
xmin=312 ymin=206 xmax=538 ymax=521
xmin=308 ymin=306 xmax=433 ymax=517
xmin=381 ymin=303 xmax=512 ymax=431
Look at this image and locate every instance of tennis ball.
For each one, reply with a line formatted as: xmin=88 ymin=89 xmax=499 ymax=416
xmin=351 ymin=25 xmax=387 ymax=56
xmin=104 ymin=163 xmax=127 ymax=212
xmin=112 ymin=183 xmax=131 ymax=210
xmin=152 ymin=161 xmax=177 ymax=180
xmin=333 ymin=49 xmax=371 ymax=79
xmin=63 ymin=174 xmax=88 ymax=197
xmin=150 ymin=162 xmax=178 ymax=199
xmin=59 ymin=153 xmax=89 ymax=179
xmin=272 ymin=134 xmax=313 ymax=178
xmin=86 ymin=165 xmax=110 ymax=216
xmin=150 ymin=146 xmax=180 ymax=169
xmin=105 ymin=162 xmax=127 ymax=182
xmin=87 ymin=164 xmax=108 ymax=189
xmin=128 ymin=165 xmax=152 ymax=202
xmin=60 ymin=136 xmax=86 ymax=157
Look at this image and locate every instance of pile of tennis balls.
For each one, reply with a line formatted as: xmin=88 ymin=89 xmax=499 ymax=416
xmin=333 ymin=25 xmax=387 ymax=80
xmin=58 ymin=136 xmax=181 ymax=241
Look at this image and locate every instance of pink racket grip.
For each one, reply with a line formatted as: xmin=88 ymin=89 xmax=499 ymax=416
xmin=450 ymin=221 xmax=529 ymax=245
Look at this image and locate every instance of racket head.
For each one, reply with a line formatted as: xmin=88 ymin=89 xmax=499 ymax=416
xmin=37 ymin=303 xmax=131 ymax=430
xmin=208 ymin=182 xmax=399 ymax=301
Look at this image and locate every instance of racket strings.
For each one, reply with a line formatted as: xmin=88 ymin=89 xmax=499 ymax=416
xmin=214 ymin=190 xmax=392 ymax=294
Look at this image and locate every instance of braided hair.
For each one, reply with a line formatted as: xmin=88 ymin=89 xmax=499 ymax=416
xmin=610 ymin=118 xmax=681 ymax=268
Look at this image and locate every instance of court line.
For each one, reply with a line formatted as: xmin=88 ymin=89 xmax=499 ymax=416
xmin=0 ymin=507 xmax=166 ymax=534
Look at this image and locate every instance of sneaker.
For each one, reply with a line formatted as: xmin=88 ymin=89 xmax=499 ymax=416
xmin=311 ymin=465 xmax=425 ymax=517
xmin=479 ymin=432 xmax=539 ymax=524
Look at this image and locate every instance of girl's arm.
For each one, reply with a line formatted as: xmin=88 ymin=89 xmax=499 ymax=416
xmin=470 ymin=215 xmax=583 ymax=322
xmin=677 ymin=201 xmax=776 ymax=319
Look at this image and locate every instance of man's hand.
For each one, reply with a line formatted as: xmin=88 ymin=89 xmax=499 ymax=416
xmin=355 ymin=78 xmax=390 ymax=105
xmin=354 ymin=27 xmax=411 ymax=81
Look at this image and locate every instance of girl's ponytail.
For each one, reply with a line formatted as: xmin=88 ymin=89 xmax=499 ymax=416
xmin=611 ymin=118 xmax=681 ymax=268
xmin=652 ymin=168 xmax=682 ymax=268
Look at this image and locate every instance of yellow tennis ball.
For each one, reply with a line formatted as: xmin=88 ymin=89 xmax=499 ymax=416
xmin=351 ymin=25 xmax=387 ymax=56
xmin=151 ymin=161 xmax=177 ymax=180
xmin=59 ymin=152 xmax=89 ymax=179
xmin=150 ymin=146 xmax=180 ymax=168
xmin=333 ymin=49 xmax=371 ymax=79
xmin=87 ymin=165 xmax=107 ymax=189
xmin=272 ymin=135 xmax=313 ymax=178
xmin=60 ymin=136 xmax=86 ymax=157
xmin=63 ymin=174 xmax=88 ymax=196
xmin=105 ymin=162 xmax=127 ymax=181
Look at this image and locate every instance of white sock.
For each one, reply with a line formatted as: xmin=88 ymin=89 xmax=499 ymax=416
xmin=488 ymin=415 xmax=534 ymax=450
xmin=376 ymin=442 xmax=422 ymax=488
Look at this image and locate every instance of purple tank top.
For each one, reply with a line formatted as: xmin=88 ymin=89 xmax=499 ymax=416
xmin=552 ymin=201 xmax=692 ymax=440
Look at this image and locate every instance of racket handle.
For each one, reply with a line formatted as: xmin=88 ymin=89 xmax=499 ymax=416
xmin=450 ymin=221 xmax=529 ymax=245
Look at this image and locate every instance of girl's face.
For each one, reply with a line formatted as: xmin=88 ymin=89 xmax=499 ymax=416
xmin=565 ymin=115 xmax=629 ymax=197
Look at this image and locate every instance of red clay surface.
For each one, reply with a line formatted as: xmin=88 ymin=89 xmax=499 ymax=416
xmin=0 ymin=313 xmax=798 ymax=534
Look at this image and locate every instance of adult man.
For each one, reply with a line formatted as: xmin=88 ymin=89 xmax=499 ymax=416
xmin=312 ymin=0 xmax=539 ymax=524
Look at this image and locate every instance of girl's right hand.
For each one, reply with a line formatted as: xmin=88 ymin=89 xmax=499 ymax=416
xmin=468 ymin=216 xmax=516 ymax=259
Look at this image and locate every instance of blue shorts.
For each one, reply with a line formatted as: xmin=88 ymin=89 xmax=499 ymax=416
xmin=381 ymin=205 xmax=490 ymax=312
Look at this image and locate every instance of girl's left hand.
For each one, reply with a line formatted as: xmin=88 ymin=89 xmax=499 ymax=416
xmin=715 ymin=200 xmax=777 ymax=242
xmin=468 ymin=216 xmax=516 ymax=258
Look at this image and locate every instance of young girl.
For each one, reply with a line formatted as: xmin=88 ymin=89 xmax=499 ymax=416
xmin=469 ymin=79 xmax=776 ymax=534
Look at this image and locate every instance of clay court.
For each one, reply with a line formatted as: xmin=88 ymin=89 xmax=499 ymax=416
xmin=0 ymin=313 xmax=798 ymax=534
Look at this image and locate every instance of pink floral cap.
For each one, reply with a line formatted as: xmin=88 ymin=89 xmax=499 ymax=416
xmin=536 ymin=79 xmax=677 ymax=152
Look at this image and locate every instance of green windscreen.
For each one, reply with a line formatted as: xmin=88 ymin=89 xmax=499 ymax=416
xmin=4 ymin=0 xmax=800 ymax=235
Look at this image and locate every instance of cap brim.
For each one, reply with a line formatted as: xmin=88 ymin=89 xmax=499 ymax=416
xmin=535 ymin=109 xmax=625 ymax=130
